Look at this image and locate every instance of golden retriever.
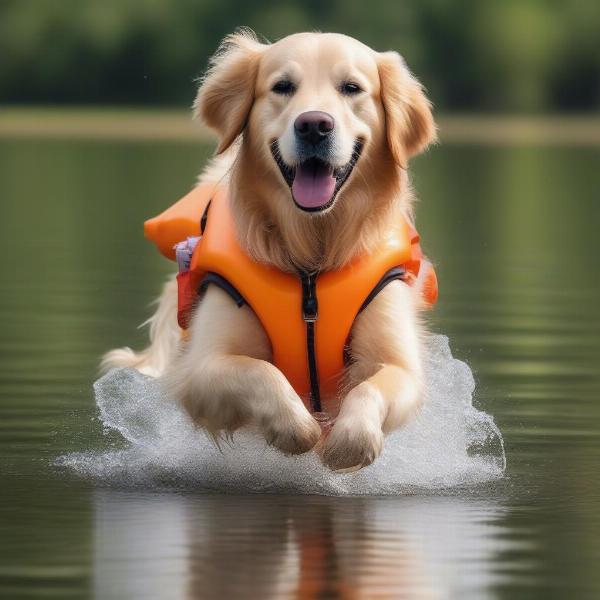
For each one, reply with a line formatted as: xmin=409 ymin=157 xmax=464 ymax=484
xmin=103 ymin=30 xmax=437 ymax=471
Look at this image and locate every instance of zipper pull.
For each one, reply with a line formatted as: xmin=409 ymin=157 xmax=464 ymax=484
xmin=300 ymin=271 xmax=318 ymax=322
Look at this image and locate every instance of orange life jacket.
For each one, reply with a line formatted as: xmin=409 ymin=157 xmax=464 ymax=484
xmin=144 ymin=185 xmax=438 ymax=414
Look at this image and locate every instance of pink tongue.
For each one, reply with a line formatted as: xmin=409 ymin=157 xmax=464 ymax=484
xmin=292 ymin=160 xmax=336 ymax=209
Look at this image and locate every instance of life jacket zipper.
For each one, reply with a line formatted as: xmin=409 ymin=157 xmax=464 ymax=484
xmin=300 ymin=270 xmax=321 ymax=413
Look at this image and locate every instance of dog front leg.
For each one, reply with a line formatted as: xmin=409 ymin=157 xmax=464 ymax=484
xmin=322 ymin=281 xmax=424 ymax=471
xmin=321 ymin=365 xmax=422 ymax=470
xmin=166 ymin=286 xmax=321 ymax=455
xmin=180 ymin=354 xmax=322 ymax=455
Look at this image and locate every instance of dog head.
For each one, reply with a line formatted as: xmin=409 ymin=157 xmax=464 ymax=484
xmin=195 ymin=30 xmax=436 ymax=215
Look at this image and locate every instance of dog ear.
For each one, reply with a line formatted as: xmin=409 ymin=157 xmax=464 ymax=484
xmin=377 ymin=52 xmax=437 ymax=168
xmin=194 ymin=30 xmax=265 ymax=154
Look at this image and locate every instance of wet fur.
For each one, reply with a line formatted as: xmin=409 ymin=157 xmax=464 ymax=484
xmin=103 ymin=31 xmax=437 ymax=471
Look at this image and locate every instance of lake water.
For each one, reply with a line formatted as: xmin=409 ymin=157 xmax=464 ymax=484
xmin=1 ymin=136 xmax=599 ymax=598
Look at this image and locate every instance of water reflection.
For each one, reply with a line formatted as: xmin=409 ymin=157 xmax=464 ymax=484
xmin=2 ymin=139 xmax=599 ymax=597
xmin=94 ymin=490 xmax=510 ymax=599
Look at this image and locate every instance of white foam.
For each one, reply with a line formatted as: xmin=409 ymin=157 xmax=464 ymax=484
xmin=57 ymin=334 xmax=505 ymax=494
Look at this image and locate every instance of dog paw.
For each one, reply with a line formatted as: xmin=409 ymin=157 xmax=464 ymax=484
xmin=321 ymin=417 xmax=383 ymax=471
xmin=261 ymin=405 xmax=322 ymax=456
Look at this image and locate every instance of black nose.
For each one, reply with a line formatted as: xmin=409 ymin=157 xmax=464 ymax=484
xmin=294 ymin=111 xmax=335 ymax=145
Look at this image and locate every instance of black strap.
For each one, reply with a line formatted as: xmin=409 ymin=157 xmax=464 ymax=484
xmin=357 ymin=266 xmax=407 ymax=315
xmin=200 ymin=199 xmax=212 ymax=234
xmin=199 ymin=272 xmax=246 ymax=307
xmin=299 ymin=271 xmax=321 ymax=413
xmin=305 ymin=321 xmax=321 ymax=412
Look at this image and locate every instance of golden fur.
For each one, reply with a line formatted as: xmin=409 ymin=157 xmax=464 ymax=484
xmin=103 ymin=31 xmax=437 ymax=471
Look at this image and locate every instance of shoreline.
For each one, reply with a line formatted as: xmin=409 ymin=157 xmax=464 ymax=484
xmin=1 ymin=107 xmax=600 ymax=146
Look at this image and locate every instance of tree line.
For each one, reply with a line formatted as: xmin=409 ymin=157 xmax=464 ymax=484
xmin=1 ymin=0 xmax=598 ymax=111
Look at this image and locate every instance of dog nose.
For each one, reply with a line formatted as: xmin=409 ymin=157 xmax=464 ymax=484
xmin=294 ymin=111 xmax=335 ymax=145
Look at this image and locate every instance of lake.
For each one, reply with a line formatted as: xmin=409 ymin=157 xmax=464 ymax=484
xmin=1 ymin=134 xmax=599 ymax=598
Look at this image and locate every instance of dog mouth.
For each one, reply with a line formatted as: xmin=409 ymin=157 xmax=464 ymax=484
xmin=270 ymin=140 xmax=363 ymax=212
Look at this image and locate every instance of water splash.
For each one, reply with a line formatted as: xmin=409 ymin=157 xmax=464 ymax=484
xmin=57 ymin=334 xmax=505 ymax=493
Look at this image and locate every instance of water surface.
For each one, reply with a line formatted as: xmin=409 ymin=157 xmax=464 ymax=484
xmin=1 ymin=137 xmax=599 ymax=598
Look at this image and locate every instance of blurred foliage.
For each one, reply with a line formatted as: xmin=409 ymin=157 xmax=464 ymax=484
xmin=0 ymin=0 xmax=599 ymax=111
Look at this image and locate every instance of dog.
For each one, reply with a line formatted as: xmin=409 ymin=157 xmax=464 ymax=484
xmin=103 ymin=30 xmax=437 ymax=471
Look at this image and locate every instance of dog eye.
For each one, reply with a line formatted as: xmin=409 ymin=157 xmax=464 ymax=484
xmin=340 ymin=81 xmax=362 ymax=95
xmin=271 ymin=80 xmax=296 ymax=95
